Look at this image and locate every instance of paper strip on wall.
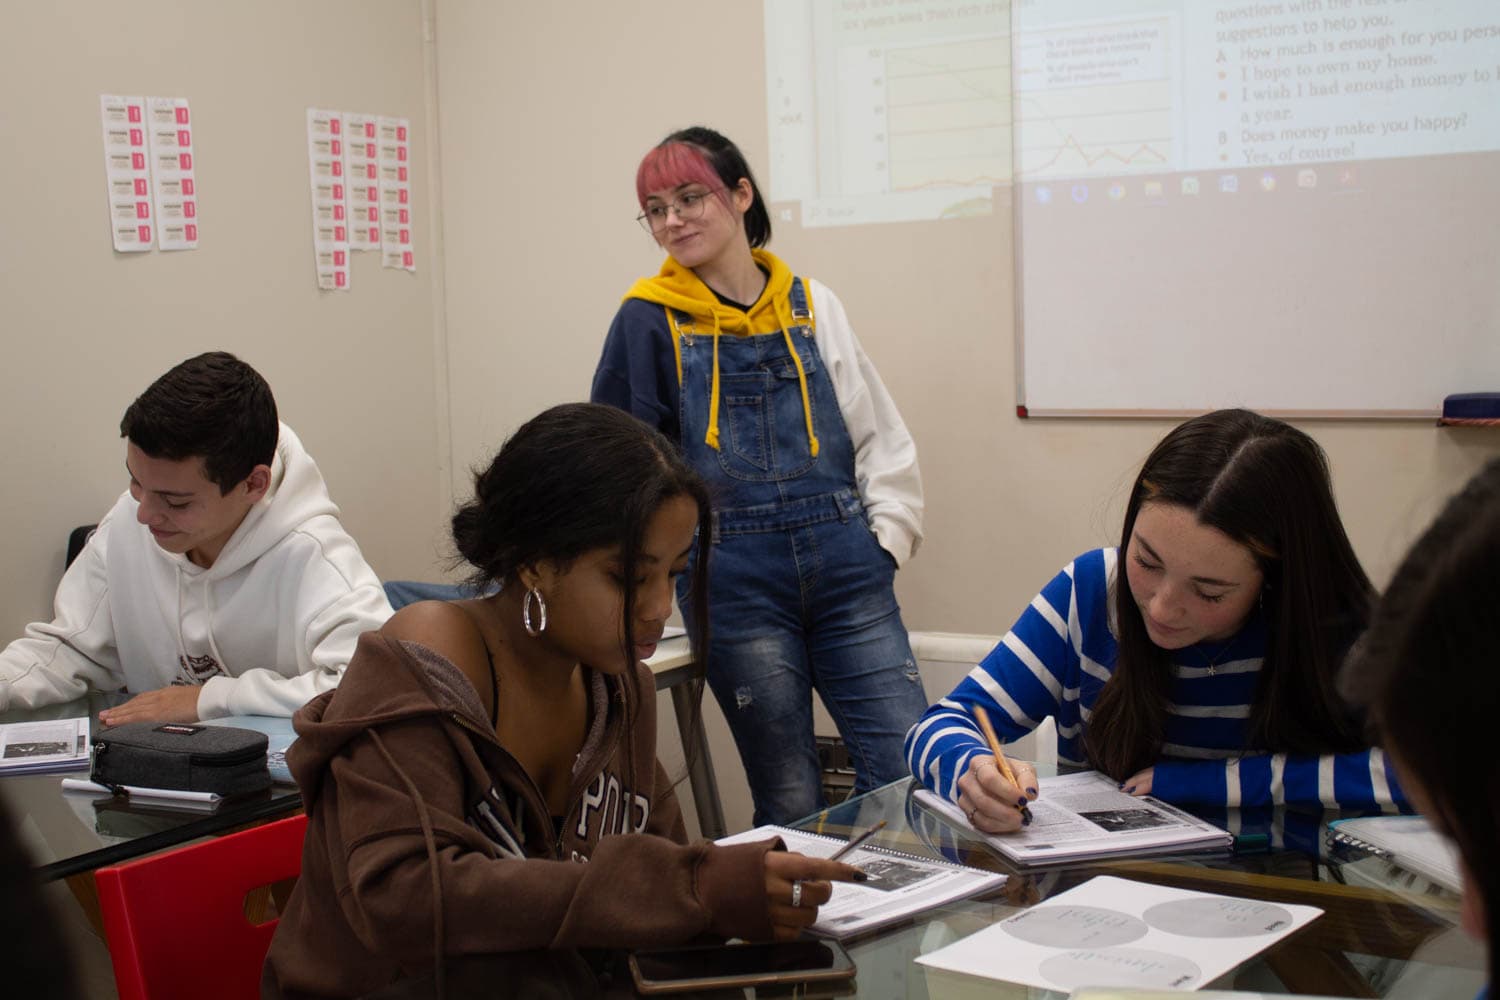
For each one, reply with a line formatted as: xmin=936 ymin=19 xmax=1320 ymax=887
xmin=100 ymin=95 xmax=153 ymax=252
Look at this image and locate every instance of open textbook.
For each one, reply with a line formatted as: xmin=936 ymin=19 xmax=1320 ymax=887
xmin=917 ymin=875 xmax=1321 ymax=992
xmin=1327 ymin=815 xmax=1463 ymax=894
xmin=716 ymin=824 xmax=1006 ymax=939
xmin=0 ymin=716 xmax=91 ymax=774
xmin=915 ymin=771 xmax=1231 ymax=867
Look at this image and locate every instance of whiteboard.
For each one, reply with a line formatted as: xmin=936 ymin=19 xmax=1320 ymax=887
xmin=1004 ymin=1 xmax=1500 ymax=417
xmin=1015 ymin=154 xmax=1500 ymax=417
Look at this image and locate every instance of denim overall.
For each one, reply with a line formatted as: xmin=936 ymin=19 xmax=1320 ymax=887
xmin=673 ymin=279 xmax=926 ymax=826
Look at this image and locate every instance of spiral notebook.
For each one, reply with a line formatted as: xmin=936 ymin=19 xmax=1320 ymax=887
xmin=1327 ymin=815 xmax=1462 ymax=894
xmin=716 ymin=824 xmax=1007 ymax=939
xmin=0 ymin=716 xmax=91 ymax=774
xmin=915 ymin=771 xmax=1232 ymax=867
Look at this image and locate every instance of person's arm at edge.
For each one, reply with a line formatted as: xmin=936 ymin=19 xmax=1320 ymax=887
xmin=590 ymin=302 xmax=679 ymax=435
xmin=905 ymin=556 xmax=1086 ymax=800
xmin=195 ymin=529 xmax=392 ymax=719
xmin=0 ymin=516 xmax=123 ymax=711
xmin=1149 ymin=747 xmax=1409 ymax=810
xmin=330 ymin=712 xmax=781 ymax=957
xmin=810 ymin=281 xmax=923 ymax=566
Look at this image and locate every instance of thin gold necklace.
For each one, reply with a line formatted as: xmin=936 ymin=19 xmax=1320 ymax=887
xmin=1201 ymin=631 xmax=1244 ymax=677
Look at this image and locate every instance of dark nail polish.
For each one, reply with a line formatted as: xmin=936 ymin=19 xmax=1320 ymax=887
xmin=1016 ymin=797 xmax=1027 ymax=808
xmin=1117 ymin=782 xmax=1125 ymax=789
xmin=852 ymin=871 xmax=869 ymax=882
xmin=1027 ymin=787 xmax=1038 ymax=796
xmin=1022 ymin=813 xmax=1032 ymax=827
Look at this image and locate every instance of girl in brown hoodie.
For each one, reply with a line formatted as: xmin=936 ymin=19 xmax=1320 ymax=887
xmin=263 ymin=403 xmax=862 ymax=999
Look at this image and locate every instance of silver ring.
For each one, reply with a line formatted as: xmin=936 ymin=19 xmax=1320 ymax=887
xmin=791 ymin=880 xmax=803 ymax=908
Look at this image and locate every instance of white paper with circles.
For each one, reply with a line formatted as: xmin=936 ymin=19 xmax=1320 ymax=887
xmin=916 ymin=875 xmax=1320 ymax=992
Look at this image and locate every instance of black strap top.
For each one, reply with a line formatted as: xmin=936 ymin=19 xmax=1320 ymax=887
xmin=487 ymin=645 xmax=499 ymax=724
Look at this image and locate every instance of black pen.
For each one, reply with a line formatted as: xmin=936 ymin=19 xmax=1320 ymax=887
xmin=828 ymin=819 xmax=887 ymax=861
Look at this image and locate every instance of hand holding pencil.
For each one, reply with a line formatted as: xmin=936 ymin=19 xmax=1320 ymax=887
xmin=955 ymin=705 xmax=1039 ymax=834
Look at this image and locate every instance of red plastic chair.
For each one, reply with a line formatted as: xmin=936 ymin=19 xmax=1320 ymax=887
xmin=95 ymin=813 xmax=309 ymax=1000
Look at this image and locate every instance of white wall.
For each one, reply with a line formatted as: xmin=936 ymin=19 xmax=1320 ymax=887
xmin=0 ymin=1 xmax=450 ymax=643
xmin=432 ymin=0 xmax=1500 ymax=623
xmin=3 ymin=2 xmax=1496 ymax=840
xmin=430 ymin=0 xmax=1500 ymax=834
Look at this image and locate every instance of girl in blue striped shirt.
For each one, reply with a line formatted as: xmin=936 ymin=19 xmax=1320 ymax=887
xmin=907 ymin=409 xmax=1404 ymax=833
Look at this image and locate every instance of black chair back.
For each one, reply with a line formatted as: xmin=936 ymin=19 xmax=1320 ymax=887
xmin=66 ymin=525 xmax=97 ymax=569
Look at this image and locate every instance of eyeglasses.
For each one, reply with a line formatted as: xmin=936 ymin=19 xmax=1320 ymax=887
xmin=636 ymin=189 xmax=723 ymax=233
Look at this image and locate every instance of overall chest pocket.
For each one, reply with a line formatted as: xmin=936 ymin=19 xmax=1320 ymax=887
xmin=714 ymin=352 xmax=820 ymax=483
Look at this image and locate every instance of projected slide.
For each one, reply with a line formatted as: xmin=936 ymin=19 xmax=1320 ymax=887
xmin=764 ymin=0 xmax=1500 ymax=226
xmin=886 ymin=38 xmax=1011 ymax=192
xmin=1012 ymin=14 xmax=1177 ymax=180
xmin=1192 ymin=1 xmax=1499 ymax=171
xmin=1014 ymin=2 xmax=1500 ymax=415
xmin=765 ymin=0 xmax=1012 ymax=227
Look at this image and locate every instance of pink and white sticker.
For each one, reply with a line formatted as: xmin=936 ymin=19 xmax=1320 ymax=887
xmin=147 ymin=98 xmax=198 ymax=250
xmin=100 ymin=95 xmax=153 ymax=252
xmin=306 ymin=108 xmax=351 ymax=291
xmin=378 ymin=116 xmax=415 ymax=272
xmin=344 ymin=114 xmax=381 ymax=253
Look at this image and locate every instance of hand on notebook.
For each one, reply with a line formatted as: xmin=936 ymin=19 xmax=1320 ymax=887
xmin=763 ymin=850 xmax=865 ymax=941
xmin=98 ymin=685 xmax=203 ymax=727
xmin=1120 ymin=766 xmax=1154 ymax=796
xmin=958 ymin=755 xmax=1038 ymax=833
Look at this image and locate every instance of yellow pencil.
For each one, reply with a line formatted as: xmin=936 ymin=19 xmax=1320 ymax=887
xmin=972 ymin=705 xmax=1033 ymax=824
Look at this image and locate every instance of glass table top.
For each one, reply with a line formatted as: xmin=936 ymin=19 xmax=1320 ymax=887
xmin=786 ymin=777 xmax=1484 ymax=999
xmin=0 ymin=692 xmax=301 ymax=881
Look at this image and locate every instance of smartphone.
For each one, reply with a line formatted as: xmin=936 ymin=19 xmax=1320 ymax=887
xmin=628 ymin=939 xmax=855 ymax=994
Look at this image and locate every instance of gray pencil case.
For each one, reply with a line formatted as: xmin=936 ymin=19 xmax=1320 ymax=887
xmin=92 ymin=721 xmax=271 ymax=798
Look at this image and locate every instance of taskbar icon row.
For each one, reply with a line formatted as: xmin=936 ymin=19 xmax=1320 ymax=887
xmin=1032 ymin=167 xmax=1361 ymax=204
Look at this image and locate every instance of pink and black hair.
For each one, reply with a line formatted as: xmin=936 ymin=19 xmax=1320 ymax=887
xmin=635 ymin=126 xmax=772 ymax=249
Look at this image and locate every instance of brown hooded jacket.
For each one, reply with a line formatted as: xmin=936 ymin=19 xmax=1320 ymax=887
xmin=262 ymin=630 xmax=776 ymax=998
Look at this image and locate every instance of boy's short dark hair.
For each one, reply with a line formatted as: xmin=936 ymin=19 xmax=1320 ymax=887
xmin=120 ymin=352 xmax=279 ymax=494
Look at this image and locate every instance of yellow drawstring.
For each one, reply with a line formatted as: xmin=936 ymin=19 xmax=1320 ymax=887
xmin=666 ymin=305 xmax=725 ymax=453
xmin=705 ymin=312 xmax=724 ymax=450
xmin=666 ymin=307 xmax=684 ymax=386
xmin=776 ymin=294 xmax=820 ymax=458
xmin=677 ymin=279 xmax=819 ymax=458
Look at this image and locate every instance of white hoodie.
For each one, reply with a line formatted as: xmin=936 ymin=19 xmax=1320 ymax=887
xmin=0 ymin=423 xmax=393 ymax=718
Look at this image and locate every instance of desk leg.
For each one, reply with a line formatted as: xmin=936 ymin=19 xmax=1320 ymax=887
xmin=1262 ymin=942 xmax=1377 ymax=998
xmin=66 ymin=872 xmax=105 ymax=938
xmin=671 ymin=680 xmax=726 ymax=840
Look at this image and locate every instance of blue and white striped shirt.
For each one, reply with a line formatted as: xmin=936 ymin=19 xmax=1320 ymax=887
xmin=905 ymin=548 xmax=1405 ymax=811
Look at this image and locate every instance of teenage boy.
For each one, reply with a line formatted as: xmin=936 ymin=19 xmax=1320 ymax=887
xmin=0 ymin=352 xmax=393 ymax=722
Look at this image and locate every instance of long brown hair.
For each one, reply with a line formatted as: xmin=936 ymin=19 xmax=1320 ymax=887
xmin=1086 ymin=409 xmax=1373 ymax=779
xmin=1340 ymin=458 xmax=1500 ymax=986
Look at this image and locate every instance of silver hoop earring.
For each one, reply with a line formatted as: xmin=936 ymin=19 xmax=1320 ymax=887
xmin=522 ymin=587 xmax=548 ymax=637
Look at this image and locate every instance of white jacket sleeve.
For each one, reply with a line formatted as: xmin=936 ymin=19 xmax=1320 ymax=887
xmin=0 ymin=523 xmax=124 ymax=710
xmin=195 ymin=537 xmax=391 ymax=719
xmin=810 ymin=280 xmax=924 ymax=567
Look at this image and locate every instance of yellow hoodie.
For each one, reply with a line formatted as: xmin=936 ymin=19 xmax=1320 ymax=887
xmin=623 ymin=248 xmax=820 ymax=457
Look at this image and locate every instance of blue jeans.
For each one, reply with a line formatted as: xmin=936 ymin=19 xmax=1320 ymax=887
xmin=682 ymin=492 xmax=927 ymax=827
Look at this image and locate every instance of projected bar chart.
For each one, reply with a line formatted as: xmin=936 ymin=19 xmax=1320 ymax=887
xmin=765 ymin=0 xmax=1011 ymax=226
